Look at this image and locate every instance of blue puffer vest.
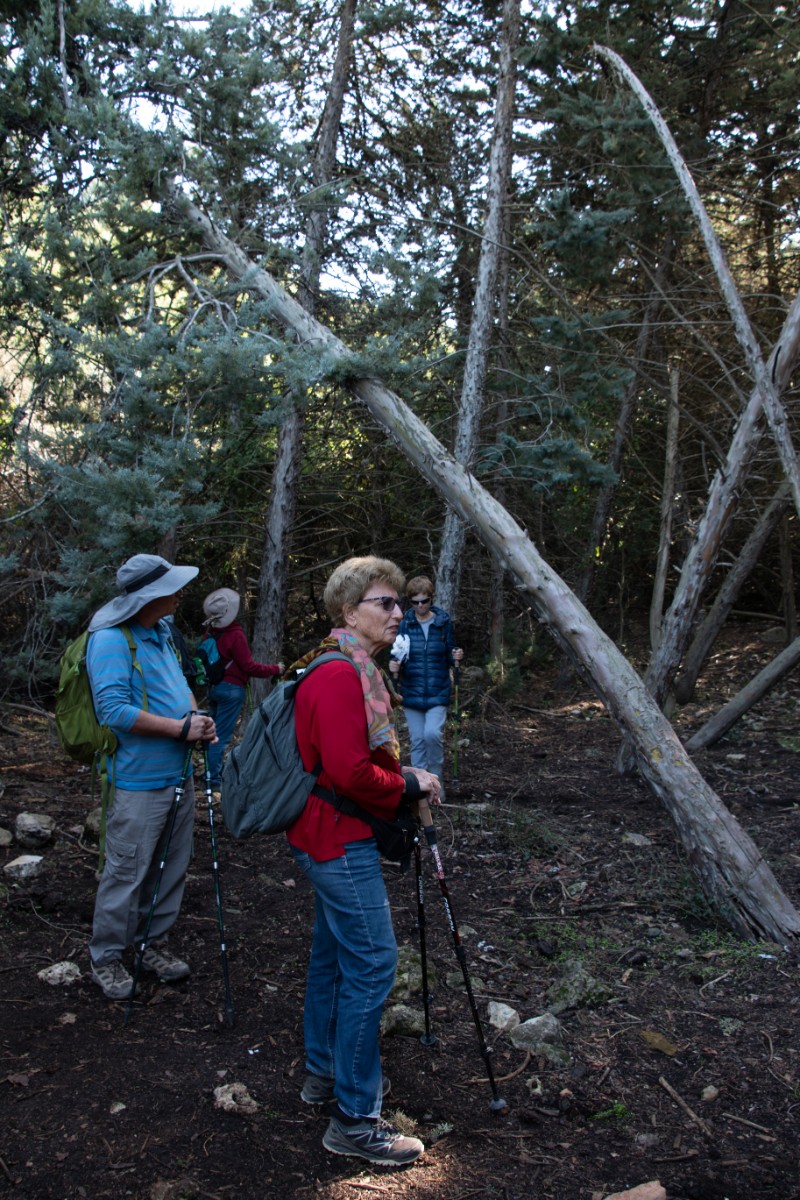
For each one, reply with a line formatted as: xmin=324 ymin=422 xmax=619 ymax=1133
xmin=395 ymin=605 xmax=456 ymax=711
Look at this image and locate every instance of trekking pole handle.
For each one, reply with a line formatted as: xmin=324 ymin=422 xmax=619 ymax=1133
xmin=416 ymin=795 xmax=435 ymax=832
xmin=188 ymin=709 xmax=217 ymax=744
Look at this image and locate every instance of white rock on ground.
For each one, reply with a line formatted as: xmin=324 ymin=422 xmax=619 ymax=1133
xmin=604 ymin=1182 xmax=667 ymax=1200
xmin=14 ymin=812 xmax=56 ymax=848
xmin=487 ymin=1001 xmax=520 ymax=1032
xmin=4 ymin=855 xmax=44 ymax=881
xmin=38 ymin=962 xmax=82 ymax=986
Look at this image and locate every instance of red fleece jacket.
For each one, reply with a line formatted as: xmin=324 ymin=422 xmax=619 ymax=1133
xmin=212 ymin=622 xmax=281 ymax=687
xmin=287 ymin=658 xmax=405 ymax=861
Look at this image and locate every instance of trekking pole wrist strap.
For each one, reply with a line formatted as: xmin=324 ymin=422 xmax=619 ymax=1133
xmin=177 ymin=712 xmax=193 ymax=742
xmin=401 ymin=770 xmax=423 ymax=800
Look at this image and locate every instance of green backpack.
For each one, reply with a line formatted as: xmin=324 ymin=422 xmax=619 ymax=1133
xmin=55 ymin=625 xmax=147 ymax=865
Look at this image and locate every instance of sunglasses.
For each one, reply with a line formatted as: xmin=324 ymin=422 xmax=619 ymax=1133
xmin=409 ymin=597 xmax=432 ymax=606
xmin=357 ymin=596 xmax=402 ymax=613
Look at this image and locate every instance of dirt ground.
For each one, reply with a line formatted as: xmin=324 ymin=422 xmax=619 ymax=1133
xmin=1 ymin=623 xmax=799 ymax=1200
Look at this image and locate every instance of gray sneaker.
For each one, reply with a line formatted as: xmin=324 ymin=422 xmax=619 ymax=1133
xmin=322 ymin=1116 xmax=424 ymax=1166
xmin=140 ymin=944 xmax=190 ymax=982
xmin=301 ymin=1074 xmax=391 ymax=1105
xmin=91 ymin=959 xmax=136 ymax=1000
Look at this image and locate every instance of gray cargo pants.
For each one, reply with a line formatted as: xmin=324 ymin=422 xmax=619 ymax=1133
xmin=89 ymin=780 xmax=195 ymax=968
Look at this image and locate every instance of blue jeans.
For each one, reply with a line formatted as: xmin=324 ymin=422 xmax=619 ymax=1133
xmin=207 ymin=681 xmax=246 ymax=786
xmin=290 ymin=839 xmax=397 ymax=1120
xmin=404 ymin=704 xmax=448 ymax=782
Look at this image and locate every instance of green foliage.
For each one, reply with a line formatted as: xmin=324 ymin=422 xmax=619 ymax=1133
xmin=0 ymin=0 xmax=798 ymax=701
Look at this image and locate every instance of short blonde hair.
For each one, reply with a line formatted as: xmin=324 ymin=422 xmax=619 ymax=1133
xmin=324 ymin=556 xmax=406 ymax=625
xmin=406 ymin=575 xmax=433 ymax=600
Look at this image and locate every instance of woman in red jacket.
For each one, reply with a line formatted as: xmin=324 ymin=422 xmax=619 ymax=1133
xmin=288 ymin=556 xmax=439 ymax=1168
xmin=201 ymin=588 xmax=284 ymax=788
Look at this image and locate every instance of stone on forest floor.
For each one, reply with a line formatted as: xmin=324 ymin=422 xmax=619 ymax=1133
xmin=4 ymin=854 xmax=44 ymax=880
xmin=509 ymin=1012 xmax=571 ymax=1066
xmin=390 ymin=944 xmax=437 ymax=1001
xmin=212 ymin=1082 xmax=258 ymax=1115
xmin=546 ymin=957 xmax=612 ymax=1014
xmin=15 ymin=812 xmax=56 ymax=848
xmin=487 ymin=1000 xmax=520 ymax=1032
xmin=380 ymin=1003 xmax=427 ymax=1037
xmin=603 ymin=1182 xmax=666 ymax=1200
xmin=38 ymin=961 xmax=82 ymax=986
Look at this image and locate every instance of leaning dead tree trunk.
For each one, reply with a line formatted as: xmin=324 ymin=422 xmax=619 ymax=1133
xmin=686 ymin=635 xmax=800 ymax=752
xmin=251 ymin=0 xmax=358 ymax=688
xmin=596 ymin=46 xmax=800 ymax=710
xmin=674 ymin=482 xmax=793 ymax=704
xmin=435 ymin=0 xmax=519 ymax=619
xmin=597 ymin=46 xmax=800 ymax=523
xmin=164 ymin=185 xmax=800 ymax=943
xmin=644 ymin=294 xmax=800 ymax=708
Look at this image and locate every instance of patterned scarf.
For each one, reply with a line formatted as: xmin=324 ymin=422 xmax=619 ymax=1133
xmin=288 ymin=630 xmax=401 ymax=762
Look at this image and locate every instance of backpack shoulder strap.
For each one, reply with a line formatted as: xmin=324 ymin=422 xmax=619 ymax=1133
xmin=118 ymin=623 xmax=148 ymax=714
xmin=294 ymin=650 xmax=356 ymax=686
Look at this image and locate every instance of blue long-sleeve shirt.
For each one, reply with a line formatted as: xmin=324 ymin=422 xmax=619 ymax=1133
xmin=86 ymin=620 xmax=193 ymax=790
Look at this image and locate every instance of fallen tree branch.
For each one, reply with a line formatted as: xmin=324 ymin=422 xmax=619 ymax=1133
xmin=659 ymin=1075 xmax=714 ymax=1139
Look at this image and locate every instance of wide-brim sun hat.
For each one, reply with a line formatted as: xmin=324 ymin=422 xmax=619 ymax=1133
xmin=88 ymin=554 xmax=198 ymax=632
xmin=202 ymin=587 xmax=240 ymax=629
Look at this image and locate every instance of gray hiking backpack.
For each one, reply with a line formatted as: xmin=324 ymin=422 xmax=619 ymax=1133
xmin=220 ymin=652 xmax=356 ymax=838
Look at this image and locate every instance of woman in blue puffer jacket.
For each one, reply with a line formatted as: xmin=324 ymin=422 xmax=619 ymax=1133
xmin=389 ymin=575 xmax=463 ymax=789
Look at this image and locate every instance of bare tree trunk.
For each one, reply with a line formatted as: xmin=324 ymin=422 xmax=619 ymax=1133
xmin=595 ymin=46 xmax=800 ymax=721
xmin=674 ymin=482 xmax=792 ymax=704
xmin=577 ymin=245 xmax=675 ymax=607
xmin=436 ymin=0 xmax=519 ymax=619
xmin=488 ymin=203 xmax=513 ymax=666
xmin=778 ymin=513 xmax=796 ymax=643
xmin=250 ymin=0 xmax=357 ymax=685
xmin=650 ymin=368 xmax=680 ymax=653
xmin=164 ymin=185 xmax=800 ymax=943
xmin=687 ymin=636 xmax=800 ymax=752
xmin=597 ymin=46 xmax=800 ymax=526
xmin=643 ymin=295 xmax=800 ymax=710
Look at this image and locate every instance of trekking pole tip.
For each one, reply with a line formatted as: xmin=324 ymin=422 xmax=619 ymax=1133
xmin=489 ymin=1095 xmax=509 ymax=1113
xmin=420 ymin=1033 xmax=438 ymax=1047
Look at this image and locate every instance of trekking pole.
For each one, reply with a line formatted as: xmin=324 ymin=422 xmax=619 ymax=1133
xmin=124 ymin=744 xmax=195 ymax=1025
xmin=417 ymin=795 xmax=508 ymax=1112
xmin=451 ymin=662 xmax=460 ymax=785
xmin=200 ymin=738 xmax=235 ymax=1027
xmin=414 ymin=837 xmax=437 ymax=1047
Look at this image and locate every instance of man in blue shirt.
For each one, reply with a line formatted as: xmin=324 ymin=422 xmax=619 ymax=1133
xmin=86 ymin=554 xmax=217 ymax=1000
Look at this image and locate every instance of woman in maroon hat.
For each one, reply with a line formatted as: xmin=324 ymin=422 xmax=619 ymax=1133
xmin=201 ymin=588 xmax=284 ymax=788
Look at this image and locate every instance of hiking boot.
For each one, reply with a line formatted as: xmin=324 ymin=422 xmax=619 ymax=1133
xmin=91 ymin=959 xmax=136 ymax=1001
xmin=301 ymin=1074 xmax=391 ymax=1105
xmin=140 ymin=943 xmax=190 ymax=982
xmin=322 ymin=1116 xmax=424 ymax=1166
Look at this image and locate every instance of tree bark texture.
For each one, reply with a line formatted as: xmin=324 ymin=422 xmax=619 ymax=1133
xmin=596 ymin=46 xmax=800 ymax=707
xmin=435 ymin=0 xmax=519 ymax=619
xmin=686 ymin=635 xmax=800 ymax=752
xmin=597 ymin=45 xmax=800 ymax=524
xmin=251 ymin=0 xmax=357 ymax=685
xmin=649 ymin=368 xmax=680 ymax=653
xmin=167 ymin=185 xmax=800 ymax=943
xmin=674 ymin=483 xmax=793 ymax=704
xmin=577 ymin=241 xmax=675 ymax=607
xmin=644 ymin=293 xmax=800 ymax=707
